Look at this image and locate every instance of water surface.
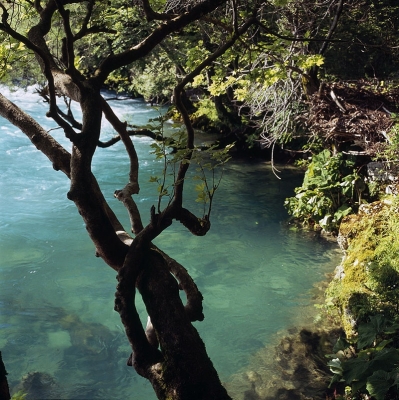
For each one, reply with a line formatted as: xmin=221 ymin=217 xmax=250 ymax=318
xmin=0 ymin=87 xmax=340 ymax=399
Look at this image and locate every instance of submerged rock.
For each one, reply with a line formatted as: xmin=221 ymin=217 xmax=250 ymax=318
xmin=226 ymin=326 xmax=342 ymax=399
xmin=13 ymin=371 xmax=61 ymax=400
xmin=225 ymin=269 xmax=344 ymax=400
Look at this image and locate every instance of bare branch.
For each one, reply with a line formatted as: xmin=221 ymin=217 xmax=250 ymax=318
xmin=255 ymin=19 xmax=347 ymax=45
xmin=37 ymin=88 xmax=83 ymax=130
xmin=231 ymin=0 xmax=238 ymax=34
xmin=319 ymin=0 xmax=345 ymax=55
xmin=140 ymin=0 xmax=176 ymax=21
xmin=0 ymin=92 xmax=71 ymax=176
xmin=97 ymin=128 xmax=163 ymax=148
xmin=55 ymin=1 xmax=80 ymax=80
xmin=172 ymin=16 xmax=257 ymax=208
xmin=73 ymin=0 xmax=94 ymax=39
xmin=160 ymin=250 xmax=205 ymax=322
xmin=101 ymin=98 xmax=140 ymax=195
xmin=115 ymin=192 xmax=144 ymax=235
xmin=100 ymin=98 xmax=145 ymax=236
xmin=73 ymin=1 xmax=118 ymax=41
xmin=34 ymin=0 xmax=42 ymax=12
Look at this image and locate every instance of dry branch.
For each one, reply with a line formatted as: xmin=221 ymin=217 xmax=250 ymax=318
xmin=304 ymin=81 xmax=399 ymax=154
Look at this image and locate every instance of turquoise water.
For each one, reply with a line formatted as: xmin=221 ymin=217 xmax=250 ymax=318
xmin=0 ymin=87 xmax=340 ymax=399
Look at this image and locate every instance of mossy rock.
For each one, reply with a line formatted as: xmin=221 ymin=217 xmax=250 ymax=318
xmin=339 ymin=200 xmax=390 ymax=245
xmin=13 ymin=372 xmax=60 ymax=400
xmin=339 ymin=213 xmax=360 ymax=237
xmin=328 ymin=196 xmax=399 ymax=336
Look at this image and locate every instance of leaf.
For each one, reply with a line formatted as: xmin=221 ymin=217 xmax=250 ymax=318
xmin=319 ymin=214 xmax=331 ymax=229
xmin=202 ymin=163 xmax=213 ymax=170
xmin=370 ymin=347 xmax=399 ymax=372
xmin=334 ymin=204 xmax=352 ymax=222
xmin=375 ymin=339 xmax=392 ymax=351
xmin=366 ymin=370 xmax=396 ymax=400
xmin=341 ymin=357 xmax=370 ymax=384
xmin=192 ymin=74 xmax=205 ymax=87
xmin=298 ymin=54 xmax=324 ymax=69
xmin=357 ymin=315 xmax=387 ymax=349
xmin=195 ymin=183 xmax=206 ymax=192
xmin=327 ymin=358 xmax=343 ymax=375
xmin=333 ymin=336 xmax=351 ymax=353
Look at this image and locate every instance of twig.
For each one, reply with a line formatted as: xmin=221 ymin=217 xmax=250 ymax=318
xmin=330 ymin=89 xmax=347 ymax=113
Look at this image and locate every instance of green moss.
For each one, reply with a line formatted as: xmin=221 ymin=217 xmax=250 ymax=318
xmin=326 ymin=196 xmax=399 ymax=336
xmin=11 ymin=391 xmax=27 ymax=400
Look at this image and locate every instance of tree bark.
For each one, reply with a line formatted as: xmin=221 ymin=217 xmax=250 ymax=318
xmin=0 ymin=352 xmax=11 ymax=400
xmin=115 ymin=247 xmax=231 ymax=400
xmin=139 ymin=249 xmax=231 ymax=399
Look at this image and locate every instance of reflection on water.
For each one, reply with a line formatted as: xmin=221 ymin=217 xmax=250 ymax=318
xmin=0 ymin=87 xmax=340 ymax=399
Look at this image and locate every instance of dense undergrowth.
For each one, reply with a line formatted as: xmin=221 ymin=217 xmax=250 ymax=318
xmin=284 ymin=149 xmax=365 ymax=233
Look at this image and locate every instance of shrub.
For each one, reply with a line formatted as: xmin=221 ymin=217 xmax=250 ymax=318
xmin=285 ymin=149 xmax=365 ymax=232
xmin=328 ymin=314 xmax=399 ymax=400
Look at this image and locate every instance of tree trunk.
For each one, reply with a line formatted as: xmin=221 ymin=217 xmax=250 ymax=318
xmin=136 ymin=249 xmax=231 ymax=399
xmin=302 ymin=66 xmax=320 ymax=97
xmin=214 ymin=94 xmax=242 ymax=130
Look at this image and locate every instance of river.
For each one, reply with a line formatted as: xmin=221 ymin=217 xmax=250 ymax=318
xmin=0 ymin=86 xmax=340 ymax=399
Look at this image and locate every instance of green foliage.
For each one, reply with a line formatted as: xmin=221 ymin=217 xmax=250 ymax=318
xmin=125 ymin=55 xmax=176 ymax=102
xmin=192 ymin=142 xmax=234 ymax=214
xmin=147 ymin=114 xmax=183 ymax=209
xmin=0 ymin=3 xmax=44 ymax=87
xmin=0 ymin=39 xmax=21 ymax=81
xmin=284 ymin=150 xmax=365 ymax=232
xmin=208 ymin=74 xmax=244 ymax=97
xmin=192 ymin=99 xmax=219 ymax=122
xmin=296 ymin=54 xmax=324 ymax=70
xmin=328 ymin=314 xmax=399 ymax=400
xmin=147 ymin=111 xmax=233 ymax=215
xmin=0 ymin=35 xmax=43 ymax=87
xmin=186 ymin=40 xmax=211 ymax=71
xmin=324 ymin=1 xmax=399 ymax=79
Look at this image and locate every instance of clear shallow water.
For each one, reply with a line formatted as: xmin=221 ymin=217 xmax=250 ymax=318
xmin=0 ymin=87 xmax=340 ymax=399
